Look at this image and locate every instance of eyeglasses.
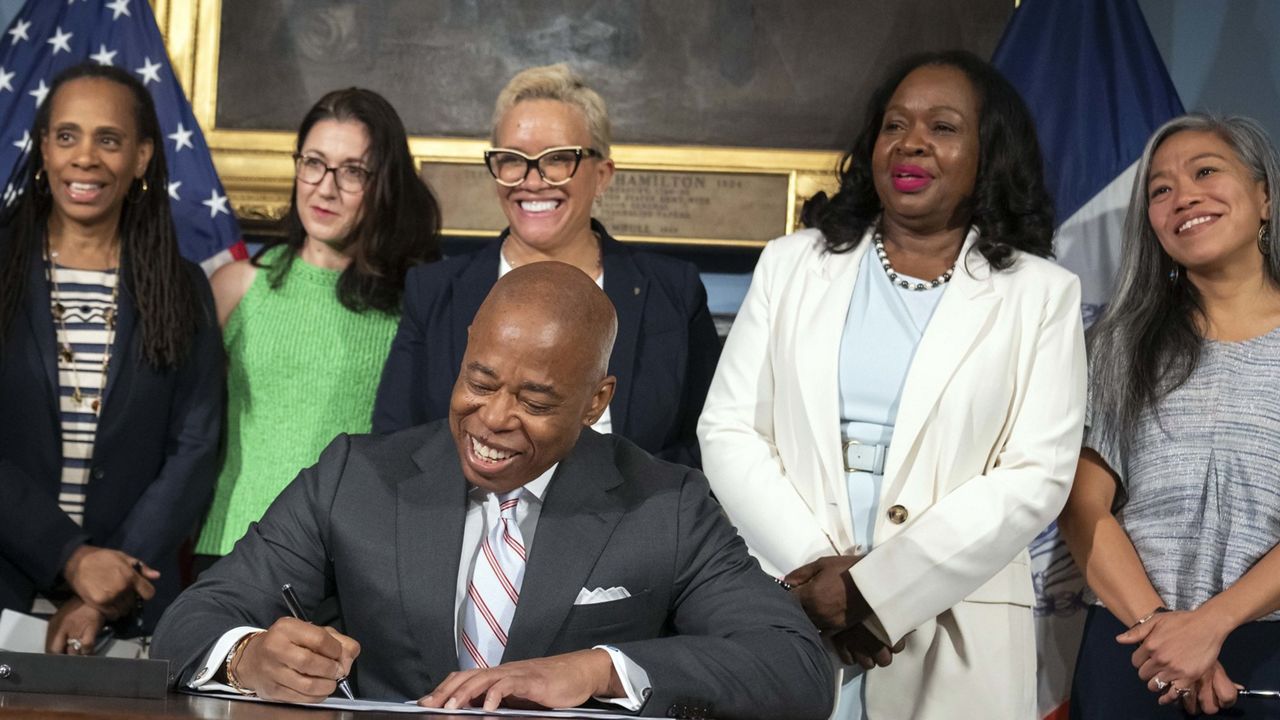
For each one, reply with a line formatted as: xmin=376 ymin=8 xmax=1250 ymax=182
xmin=483 ymin=146 xmax=603 ymax=187
xmin=293 ymin=154 xmax=371 ymax=192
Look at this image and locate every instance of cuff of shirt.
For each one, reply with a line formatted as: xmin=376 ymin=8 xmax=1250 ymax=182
xmin=862 ymin=612 xmax=891 ymax=646
xmin=592 ymin=644 xmax=652 ymax=711
xmin=186 ymin=626 xmax=263 ymax=692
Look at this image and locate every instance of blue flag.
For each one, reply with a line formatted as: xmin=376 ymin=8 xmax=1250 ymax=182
xmin=0 ymin=0 xmax=243 ymax=271
xmin=994 ymin=0 xmax=1183 ymax=316
xmin=992 ymin=1 xmax=1183 ymax=717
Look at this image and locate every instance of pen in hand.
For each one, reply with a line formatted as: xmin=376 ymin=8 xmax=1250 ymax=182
xmin=1238 ymin=688 xmax=1280 ymax=698
xmin=280 ymin=583 xmax=356 ymax=700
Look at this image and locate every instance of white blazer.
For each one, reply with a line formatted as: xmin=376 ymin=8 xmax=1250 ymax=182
xmin=698 ymin=228 xmax=1086 ymax=719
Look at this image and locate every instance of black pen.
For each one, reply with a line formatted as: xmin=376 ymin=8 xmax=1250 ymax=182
xmin=91 ymin=627 xmax=116 ymax=656
xmin=281 ymin=583 xmax=356 ymax=700
xmin=131 ymin=561 xmax=145 ymax=629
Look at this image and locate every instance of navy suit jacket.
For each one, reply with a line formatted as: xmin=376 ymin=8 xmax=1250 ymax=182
xmin=152 ymin=424 xmax=833 ymax=719
xmin=0 ymin=241 xmax=223 ymax=631
xmin=373 ymin=221 xmax=720 ymax=466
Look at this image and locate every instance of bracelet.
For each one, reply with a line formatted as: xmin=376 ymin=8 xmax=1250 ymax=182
xmin=1129 ymin=606 xmax=1170 ymax=630
xmin=225 ymin=631 xmax=263 ymax=695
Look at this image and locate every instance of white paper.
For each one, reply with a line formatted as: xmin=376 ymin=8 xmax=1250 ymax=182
xmin=0 ymin=609 xmax=147 ymax=658
xmin=183 ymin=689 xmax=637 ymax=718
xmin=0 ymin=609 xmax=45 ymax=653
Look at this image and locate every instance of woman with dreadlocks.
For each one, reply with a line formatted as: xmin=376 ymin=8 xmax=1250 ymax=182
xmin=0 ymin=63 xmax=222 ymax=654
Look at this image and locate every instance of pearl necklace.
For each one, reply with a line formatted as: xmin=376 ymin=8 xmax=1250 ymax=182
xmin=873 ymin=234 xmax=955 ymax=291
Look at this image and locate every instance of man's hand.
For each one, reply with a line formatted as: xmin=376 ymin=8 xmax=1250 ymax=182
xmin=830 ymin=624 xmax=906 ymax=670
xmin=62 ymin=545 xmax=158 ymax=619
xmin=784 ymin=555 xmax=869 ymax=631
xmin=45 ymin=597 xmax=105 ymax=655
xmin=419 ymin=649 xmax=621 ymax=712
xmin=233 ymin=618 xmax=360 ymax=703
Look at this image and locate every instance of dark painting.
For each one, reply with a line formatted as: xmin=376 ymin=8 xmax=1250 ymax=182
xmin=216 ymin=0 xmax=1012 ymax=150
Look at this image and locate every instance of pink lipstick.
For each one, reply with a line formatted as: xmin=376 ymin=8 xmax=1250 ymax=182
xmin=890 ymin=164 xmax=933 ymax=193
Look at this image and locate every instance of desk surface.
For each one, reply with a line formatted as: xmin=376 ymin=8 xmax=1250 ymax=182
xmin=0 ymin=691 xmax=557 ymax=719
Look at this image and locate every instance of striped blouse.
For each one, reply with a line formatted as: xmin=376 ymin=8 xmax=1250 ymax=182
xmin=1084 ymin=327 xmax=1280 ymax=621
xmin=48 ymin=261 xmax=118 ymax=527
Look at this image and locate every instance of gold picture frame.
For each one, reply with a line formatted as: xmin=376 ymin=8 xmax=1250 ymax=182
xmin=155 ymin=0 xmax=842 ymax=248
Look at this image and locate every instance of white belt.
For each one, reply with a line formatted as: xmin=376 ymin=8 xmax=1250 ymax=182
xmin=843 ymin=439 xmax=887 ymax=474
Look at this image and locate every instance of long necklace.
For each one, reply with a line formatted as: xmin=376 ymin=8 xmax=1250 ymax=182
xmin=45 ymin=240 xmax=119 ymax=415
xmin=873 ymin=233 xmax=955 ymax=291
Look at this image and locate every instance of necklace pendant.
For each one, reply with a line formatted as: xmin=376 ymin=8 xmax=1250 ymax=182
xmin=59 ymin=347 xmax=74 ymax=363
xmin=52 ymin=303 xmax=64 ymax=320
xmin=91 ymin=398 xmax=101 ymax=413
xmin=72 ymin=389 xmax=83 ymax=405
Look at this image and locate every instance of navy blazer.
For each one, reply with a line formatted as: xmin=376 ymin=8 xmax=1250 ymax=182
xmin=373 ymin=221 xmax=720 ymax=466
xmin=0 ymin=241 xmax=223 ymax=632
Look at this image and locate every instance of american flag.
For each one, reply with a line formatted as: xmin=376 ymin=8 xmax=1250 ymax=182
xmin=0 ymin=0 xmax=244 ymax=272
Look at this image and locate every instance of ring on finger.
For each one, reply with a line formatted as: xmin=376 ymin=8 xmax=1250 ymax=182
xmin=66 ymin=638 xmax=82 ymax=653
xmin=1174 ymin=686 xmax=1191 ymax=698
xmin=1154 ymin=677 xmax=1169 ymax=692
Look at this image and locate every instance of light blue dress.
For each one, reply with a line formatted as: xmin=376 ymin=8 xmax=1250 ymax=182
xmin=834 ymin=254 xmax=946 ymax=719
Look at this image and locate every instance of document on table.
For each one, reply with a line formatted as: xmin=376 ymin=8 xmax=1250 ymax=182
xmin=183 ymin=690 xmax=637 ymax=718
xmin=0 ymin=609 xmax=146 ymax=658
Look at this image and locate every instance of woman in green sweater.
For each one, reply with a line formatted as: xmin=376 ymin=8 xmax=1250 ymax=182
xmin=194 ymin=89 xmax=441 ymax=568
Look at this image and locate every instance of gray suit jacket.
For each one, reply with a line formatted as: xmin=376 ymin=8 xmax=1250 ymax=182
xmin=152 ymin=423 xmax=832 ymax=719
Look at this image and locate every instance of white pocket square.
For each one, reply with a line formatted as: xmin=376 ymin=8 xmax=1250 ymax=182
xmin=574 ymin=586 xmax=632 ymax=605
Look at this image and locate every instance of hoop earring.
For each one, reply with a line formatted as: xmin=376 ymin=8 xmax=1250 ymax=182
xmin=1260 ymin=222 xmax=1271 ymax=256
xmin=33 ymin=168 xmax=49 ymax=196
xmin=126 ymin=177 xmax=148 ymax=204
xmin=1168 ymin=264 xmax=1181 ymax=284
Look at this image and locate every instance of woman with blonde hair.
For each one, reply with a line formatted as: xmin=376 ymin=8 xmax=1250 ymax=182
xmin=375 ymin=64 xmax=719 ymax=467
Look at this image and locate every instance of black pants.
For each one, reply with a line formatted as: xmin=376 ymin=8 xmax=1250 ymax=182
xmin=1071 ymin=605 xmax=1280 ymax=719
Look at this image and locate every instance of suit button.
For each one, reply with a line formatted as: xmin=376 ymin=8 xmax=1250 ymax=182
xmin=887 ymin=504 xmax=908 ymax=524
xmin=91 ymin=467 xmax=105 ymax=480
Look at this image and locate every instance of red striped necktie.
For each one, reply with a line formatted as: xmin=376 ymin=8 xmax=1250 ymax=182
xmin=460 ymin=489 xmax=527 ymax=670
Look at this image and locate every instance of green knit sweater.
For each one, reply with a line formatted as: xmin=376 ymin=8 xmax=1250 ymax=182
xmin=195 ymin=247 xmax=399 ymax=556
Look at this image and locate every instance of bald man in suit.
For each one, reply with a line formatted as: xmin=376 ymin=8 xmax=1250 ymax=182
xmin=153 ymin=262 xmax=832 ymax=720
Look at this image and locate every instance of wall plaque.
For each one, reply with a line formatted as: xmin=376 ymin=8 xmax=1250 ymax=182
xmin=422 ymin=163 xmax=790 ymax=243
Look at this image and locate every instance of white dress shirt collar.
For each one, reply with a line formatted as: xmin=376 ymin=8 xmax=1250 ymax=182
xmin=466 ymin=462 xmax=557 ymax=506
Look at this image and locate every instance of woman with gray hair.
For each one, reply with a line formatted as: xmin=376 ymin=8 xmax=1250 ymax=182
xmin=373 ymin=64 xmax=719 ymax=467
xmin=1061 ymin=113 xmax=1280 ymax=718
